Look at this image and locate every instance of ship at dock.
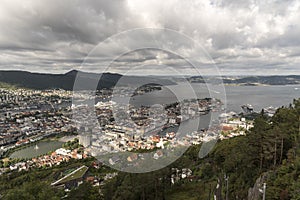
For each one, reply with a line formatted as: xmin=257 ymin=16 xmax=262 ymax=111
xmin=263 ymin=106 xmax=277 ymax=117
xmin=241 ymin=104 xmax=254 ymax=114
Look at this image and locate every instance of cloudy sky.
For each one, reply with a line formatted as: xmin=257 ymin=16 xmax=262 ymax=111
xmin=0 ymin=0 xmax=299 ymax=75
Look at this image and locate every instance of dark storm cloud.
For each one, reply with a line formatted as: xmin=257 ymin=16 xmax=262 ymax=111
xmin=0 ymin=0 xmax=299 ymax=75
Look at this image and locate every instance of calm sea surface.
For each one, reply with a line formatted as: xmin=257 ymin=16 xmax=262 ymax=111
xmin=131 ymin=83 xmax=300 ymax=113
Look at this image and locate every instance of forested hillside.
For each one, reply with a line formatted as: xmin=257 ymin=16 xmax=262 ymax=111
xmin=1 ymin=99 xmax=299 ymax=200
xmin=102 ymin=99 xmax=300 ymax=200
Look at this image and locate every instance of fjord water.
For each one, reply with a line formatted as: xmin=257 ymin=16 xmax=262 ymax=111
xmin=132 ymin=83 xmax=300 ymax=113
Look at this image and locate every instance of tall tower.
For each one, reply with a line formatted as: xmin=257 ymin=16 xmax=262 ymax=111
xmin=79 ymin=134 xmax=91 ymax=147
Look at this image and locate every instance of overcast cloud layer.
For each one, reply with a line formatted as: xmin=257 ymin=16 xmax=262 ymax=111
xmin=0 ymin=0 xmax=300 ymax=75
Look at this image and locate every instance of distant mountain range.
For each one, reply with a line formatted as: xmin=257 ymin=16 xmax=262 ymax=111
xmin=189 ymin=75 xmax=300 ymax=85
xmin=0 ymin=70 xmax=299 ymax=90
xmin=0 ymin=70 xmax=175 ymax=90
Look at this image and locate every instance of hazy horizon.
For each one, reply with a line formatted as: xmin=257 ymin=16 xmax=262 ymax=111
xmin=1 ymin=69 xmax=300 ymax=77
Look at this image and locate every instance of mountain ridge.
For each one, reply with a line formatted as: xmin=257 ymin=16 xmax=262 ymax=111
xmin=189 ymin=75 xmax=300 ymax=85
xmin=0 ymin=70 xmax=299 ymax=90
xmin=0 ymin=70 xmax=173 ymax=90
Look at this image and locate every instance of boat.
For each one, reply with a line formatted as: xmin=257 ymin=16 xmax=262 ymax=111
xmin=263 ymin=106 xmax=277 ymax=117
xmin=241 ymin=104 xmax=254 ymax=114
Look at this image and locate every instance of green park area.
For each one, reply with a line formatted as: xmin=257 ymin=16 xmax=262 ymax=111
xmin=51 ymin=165 xmax=88 ymax=186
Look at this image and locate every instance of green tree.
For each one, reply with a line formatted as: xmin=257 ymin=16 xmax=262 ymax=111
xmin=66 ymin=182 xmax=101 ymax=200
xmin=4 ymin=181 xmax=62 ymax=200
